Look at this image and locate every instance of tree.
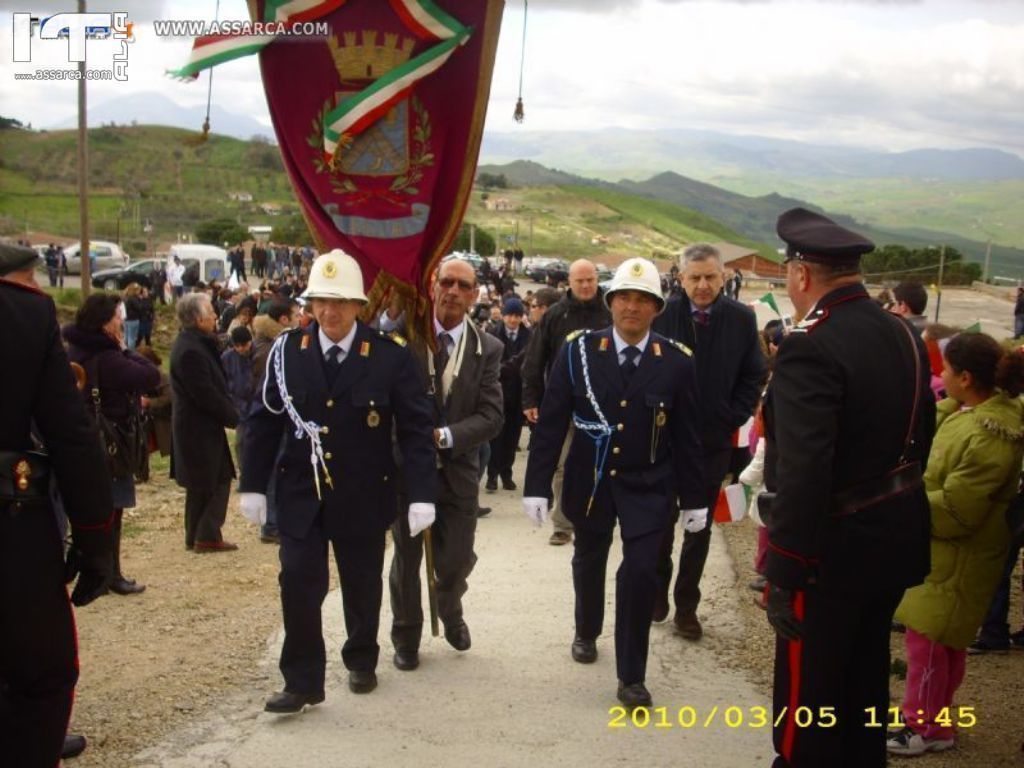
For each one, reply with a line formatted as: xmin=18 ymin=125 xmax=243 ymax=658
xmin=196 ymin=218 xmax=248 ymax=246
xmin=476 ymin=172 xmax=507 ymax=189
xmin=270 ymin=215 xmax=313 ymax=245
xmin=449 ymin=221 xmax=494 ymax=255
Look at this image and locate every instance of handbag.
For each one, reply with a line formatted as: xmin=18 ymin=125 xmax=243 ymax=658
xmin=84 ymin=355 xmax=148 ymax=482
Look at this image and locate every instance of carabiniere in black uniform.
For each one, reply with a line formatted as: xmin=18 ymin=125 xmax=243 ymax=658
xmin=0 ymin=245 xmax=114 ymax=768
xmin=762 ymin=208 xmax=936 ymax=767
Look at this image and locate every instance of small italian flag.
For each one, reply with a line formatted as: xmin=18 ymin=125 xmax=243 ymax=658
xmin=964 ymin=321 xmax=982 ymax=333
xmin=749 ymin=292 xmax=781 ymax=316
xmin=713 ymin=483 xmax=751 ymax=523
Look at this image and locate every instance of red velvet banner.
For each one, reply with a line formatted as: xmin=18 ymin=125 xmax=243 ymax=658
xmin=255 ymin=0 xmax=504 ymax=331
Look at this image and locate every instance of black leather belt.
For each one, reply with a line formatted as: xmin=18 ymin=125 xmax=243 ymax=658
xmin=831 ymin=462 xmax=923 ymax=517
xmin=756 ymin=462 xmax=923 ymax=523
xmin=0 ymin=450 xmax=50 ymax=501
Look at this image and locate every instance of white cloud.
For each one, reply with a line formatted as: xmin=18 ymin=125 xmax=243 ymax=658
xmin=0 ymin=0 xmax=1020 ymax=156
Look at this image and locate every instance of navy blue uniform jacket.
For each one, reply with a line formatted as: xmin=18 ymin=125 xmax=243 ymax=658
xmin=240 ymin=320 xmax=438 ymax=540
xmin=524 ymin=327 xmax=705 ymax=538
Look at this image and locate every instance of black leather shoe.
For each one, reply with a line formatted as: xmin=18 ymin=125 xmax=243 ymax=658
xmin=571 ymin=636 xmax=597 ymax=664
xmin=485 ymin=477 xmax=498 ymax=492
xmin=348 ymin=669 xmax=377 ymax=694
xmin=651 ymin=593 xmax=669 ymax=623
xmin=393 ymin=649 xmax=420 ymax=671
xmin=476 ymin=506 xmax=492 ymax=518
xmin=617 ymin=681 xmax=653 ymax=708
xmin=444 ymin=620 xmax=472 ymax=651
xmin=62 ymin=733 xmax=87 ymax=759
xmin=110 ymin=577 xmax=146 ymax=595
xmin=501 ymin=477 xmax=517 ymax=491
xmin=264 ymin=690 xmax=325 ymax=713
xmin=674 ymin=610 xmax=703 ymax=641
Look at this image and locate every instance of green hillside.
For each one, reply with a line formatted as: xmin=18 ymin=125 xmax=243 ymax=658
xmin=463 ymin=184 xmax=773 ymax=263
xmin=0 ymin=124 xmax=296 ymax=246
xmin=1 ymin=124 xmax=775 ymax=265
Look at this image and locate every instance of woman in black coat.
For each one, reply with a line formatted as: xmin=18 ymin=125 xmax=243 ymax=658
xmin=169 ymin=292 xmax=240 ymax=551
xmin=64 ymin=293 xmax=160 ymax=595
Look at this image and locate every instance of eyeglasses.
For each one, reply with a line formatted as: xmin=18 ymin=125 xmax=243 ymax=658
xmin=438 ymin=277 xmax=475 ymax=291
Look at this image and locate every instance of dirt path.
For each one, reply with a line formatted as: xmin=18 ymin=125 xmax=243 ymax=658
xmin=66 ymin=452 xmax=1023 ymax=767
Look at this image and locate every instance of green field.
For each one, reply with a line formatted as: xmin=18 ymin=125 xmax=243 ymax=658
xmin=710 ymin=175 xmax=1024 ymax=250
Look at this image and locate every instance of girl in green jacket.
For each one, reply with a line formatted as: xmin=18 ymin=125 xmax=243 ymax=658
xmin=888 ymin=332 xmax=1024 ymax=757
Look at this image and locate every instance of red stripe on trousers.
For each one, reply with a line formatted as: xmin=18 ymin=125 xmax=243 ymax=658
xmin=781 ymin=590 xmax=806 ymax=762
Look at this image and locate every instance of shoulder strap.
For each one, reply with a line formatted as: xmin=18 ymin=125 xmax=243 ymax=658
xmin=892 ymin=315 xmax=923 ymax=464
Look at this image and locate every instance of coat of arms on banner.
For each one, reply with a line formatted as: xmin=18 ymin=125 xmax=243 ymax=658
xmin=308 ymin=31 xmax=435 ymax=236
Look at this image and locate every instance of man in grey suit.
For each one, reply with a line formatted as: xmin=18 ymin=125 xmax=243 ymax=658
xmin=385 ymin=258 xmax=504 ymax=671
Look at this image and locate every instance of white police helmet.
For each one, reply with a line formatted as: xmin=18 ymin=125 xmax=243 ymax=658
xmin=603 ymin=257 xmax=665 ymax=311
xmin=302 ymin=249 xmax=367 ymax=302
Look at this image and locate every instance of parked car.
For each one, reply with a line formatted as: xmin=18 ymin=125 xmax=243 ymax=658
xmin=536 ymin=259 xmax=571 ymax=286
xmin=523 ymin=257 xmax=560 ymax=281
xmin=441 ymin=251 xmax=491 ymax=280
xmin=62 ymin=240 xmax=130 ymax=275
xmin=91 ymin=245 xmax=229 ymax=292
xmin=595 ymin=263 xmax=613 ymax=281
xmin=92 ymin=258 xmax=161 ymax=291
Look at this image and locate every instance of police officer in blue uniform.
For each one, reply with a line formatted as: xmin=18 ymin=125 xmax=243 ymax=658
xmin=762 ymin=209 xmax=934 ymax=767
xmin=0 ymin=243 xmax=114 ymax=766
xmin=240 ymin=249 xmax=438 ymax=714
xmin=523 ymin=257 xmax=705 ymax=708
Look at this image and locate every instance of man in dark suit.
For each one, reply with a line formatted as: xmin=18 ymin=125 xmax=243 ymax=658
xmin=523 ymin=257 xmax=705 ymax=708
xmin=0 ymin=243 xmax=113 ymax=767
xmin=485 ymin=296 xmax=531 ymax=492
xmin=763 ymin=209 xmax=935 ymax=767
xmin=240 ymin=250 xmax=438 ymax=713
xmin=169 ymin=292 xmax=240 ymax=552
xmin=652 ymin=243 xmax=766 ymax=638
xmin=383 ymin=257 xmax=503 ymax=671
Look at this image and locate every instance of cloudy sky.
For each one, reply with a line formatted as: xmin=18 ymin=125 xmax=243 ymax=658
xmin=2 ymin=0 xmax=1022 ymax=155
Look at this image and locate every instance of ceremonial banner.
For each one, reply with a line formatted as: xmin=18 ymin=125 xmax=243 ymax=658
xmin=172 ymin=1 xmax=503 ymax=337
xmin=259 ymin=0 xmax=503 ymax=336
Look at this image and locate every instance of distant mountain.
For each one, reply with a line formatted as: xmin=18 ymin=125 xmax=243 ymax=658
xmin=480 ymin=128 xmax=1024 ymax=182
xmin=53 ymin=91 xmax=275 ymax=143
xmin=479 ymin=160 xmax=1024 ymax=269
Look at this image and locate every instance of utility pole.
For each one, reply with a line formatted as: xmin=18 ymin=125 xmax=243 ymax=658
xmin=528 ymin=216 xmax=533 ymax=255
xmin=469 ymin=223 xmax=475 ymax=254
xmin=934 ymin=245 xmax=946 ymax=323
xmin=983 ymin=239 xmax=992 ymax=284
xmin=77 ymin=0 xmax=91 ymax=297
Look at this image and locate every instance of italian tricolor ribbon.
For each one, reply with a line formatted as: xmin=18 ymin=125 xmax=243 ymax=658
xmin=168 ymin=0 xmax=472 ymax=164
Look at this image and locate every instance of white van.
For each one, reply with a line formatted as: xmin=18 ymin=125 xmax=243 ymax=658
xmin=167 ymin=244 xmax=229 ymax=285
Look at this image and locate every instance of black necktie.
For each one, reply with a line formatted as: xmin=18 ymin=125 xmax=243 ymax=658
xmin=694 ymin=310 xmax=710 ymax=327
xmin=621 ymin=346 xmax=640 ymax=378
xmin=434 ymin=332 xmax=451 ymax=397
xmin=324 ymin=345 xmax=343 ymax=384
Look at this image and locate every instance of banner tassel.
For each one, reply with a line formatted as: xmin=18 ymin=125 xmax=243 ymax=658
xmin=514 ymin=0 xmax=527 ymax=123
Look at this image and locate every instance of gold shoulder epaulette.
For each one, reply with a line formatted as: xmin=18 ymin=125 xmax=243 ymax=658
xmin=380 ymin=329 xmax=407 ymax=347
xmin=565 ymin=329 xmax=589 ymax=343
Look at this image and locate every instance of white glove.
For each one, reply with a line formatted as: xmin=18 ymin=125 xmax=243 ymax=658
xmin=681 ymin=507 xmax=709 ymax=533
xmin=522 ymin=497 xmax=549 ymax=527
xmin=408 ymin=502 xmax=436 ymax=537
xmin=239 ymin=493 xmax=267 ymax=525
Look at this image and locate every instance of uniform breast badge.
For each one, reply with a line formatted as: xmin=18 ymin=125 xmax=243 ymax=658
xmin=13 ymin=459 xmax=30 ymax=491
xmin=655 ymin=410 xmax=667 ymax=427
xmin=367 ymin=400 xmax=380 ymax=428
xmin=360 ymin=341 xmax=370 ymax=357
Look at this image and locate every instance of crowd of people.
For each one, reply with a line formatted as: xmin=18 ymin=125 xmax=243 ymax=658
xmin=4 ymin=210 xmax=1024 ymax=767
